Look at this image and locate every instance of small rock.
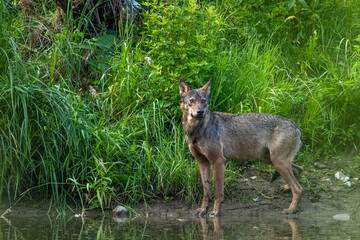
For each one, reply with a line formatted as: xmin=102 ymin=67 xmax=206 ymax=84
xmin=177 ymin=219 xmax=189 ymax=222
xmin=113 ymin=205 xmax=129 ymax=216
xmin=333 ymin=213 xmax=350 ymax=221
xmin=113 ymin=216 xmax=129 ymax=223
xmin=335 ymin=171 xmax=350 ymax=182
xmin=250 ymin=176 xmax=257 ymax=180
xmin=314 ymin=162 xmax=327 ymax=169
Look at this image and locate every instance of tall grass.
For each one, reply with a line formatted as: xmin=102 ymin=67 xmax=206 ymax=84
xmin=0 ymin=0 xmax=359 ymax=211
xmin=0 ymin=81 xmax=84 ymax=202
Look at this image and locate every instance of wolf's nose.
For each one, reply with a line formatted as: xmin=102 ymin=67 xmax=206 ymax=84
xmin=197 ymin=110 xmax=204 ymax=115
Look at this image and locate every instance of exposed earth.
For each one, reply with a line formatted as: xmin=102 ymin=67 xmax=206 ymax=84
xmin=133 ymin=161 xmax=360 ymax=220
xmin=1 ymin=159 xmax=359 ymax=220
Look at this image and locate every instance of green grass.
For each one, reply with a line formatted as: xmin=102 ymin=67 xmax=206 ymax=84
xmin=0 ymin=0 xmax=359 ymax=212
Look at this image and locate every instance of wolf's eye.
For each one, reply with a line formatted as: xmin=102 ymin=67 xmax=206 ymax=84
xmin=201 ymin=99 xmax=207 ymax=104
xmin=189 ymin=99 xmax=195 ymax=104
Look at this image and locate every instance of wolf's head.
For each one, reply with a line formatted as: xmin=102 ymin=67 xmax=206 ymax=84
xmin=179 ymin=78 xmax=212 ymax=120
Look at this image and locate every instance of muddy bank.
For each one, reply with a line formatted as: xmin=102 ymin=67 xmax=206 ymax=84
xmin=1 ymin=162 xmax=359 ymax=220
xmin=133 ymin=165 xmax=360 ymax=219
xmin=1 ymin=162 xmax=360 ymax=240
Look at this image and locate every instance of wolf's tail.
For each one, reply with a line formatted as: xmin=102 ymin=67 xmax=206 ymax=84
xmin=271 ymin=163 xmax=303 ymax=182
xmin=271 ymin=171 xmax=280 ymax=182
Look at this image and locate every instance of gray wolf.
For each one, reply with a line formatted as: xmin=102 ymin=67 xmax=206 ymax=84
xmin=179 ymin=78 xmax=303 ymax=217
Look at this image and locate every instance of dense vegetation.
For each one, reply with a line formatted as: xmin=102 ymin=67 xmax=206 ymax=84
xmin=0 ymin=0 xmax=359 ymax=212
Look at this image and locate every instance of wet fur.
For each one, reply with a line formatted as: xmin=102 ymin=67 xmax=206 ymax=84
xmin=179 ymin=78 xmax=304 ymax=217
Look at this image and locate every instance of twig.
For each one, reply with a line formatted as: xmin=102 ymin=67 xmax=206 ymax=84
xmin=242 ymin=176 xmax=274 ymax=200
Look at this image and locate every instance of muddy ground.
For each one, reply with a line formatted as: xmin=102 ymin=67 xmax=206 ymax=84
xmin=133 ymin=162 xmax=360 ymax=219
xmin=1 ymin=160 xmax=359 ymax=220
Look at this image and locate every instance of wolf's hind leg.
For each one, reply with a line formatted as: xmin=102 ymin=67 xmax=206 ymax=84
xmin=280 ymin=164 xmax=303 ymax=191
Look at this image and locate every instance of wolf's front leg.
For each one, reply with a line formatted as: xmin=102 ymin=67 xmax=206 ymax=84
xmin=212 ymin=160 xmax=225 ymax=217
xmin=195 ymin=158 xmax=211 ymax=217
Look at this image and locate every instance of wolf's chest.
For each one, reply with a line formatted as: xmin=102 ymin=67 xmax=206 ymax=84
xmin=186 ymin=135 xmax=205 ymax=152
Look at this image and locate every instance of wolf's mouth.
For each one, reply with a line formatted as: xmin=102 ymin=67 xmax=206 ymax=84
xmin=191 ymin=113 xmax=204 ymax=120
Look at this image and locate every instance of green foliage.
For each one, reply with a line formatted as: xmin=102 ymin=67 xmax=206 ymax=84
xmin=0 ymin=0 xmax=359 ymax=211
xmin=142 ymin=0 xmax=227 ymax=113
xmin=0 ymin=81 xmax=88 ymax=202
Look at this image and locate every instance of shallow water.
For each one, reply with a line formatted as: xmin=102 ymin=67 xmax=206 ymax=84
xmin=1 ymin=210 xmax=360 ymax=240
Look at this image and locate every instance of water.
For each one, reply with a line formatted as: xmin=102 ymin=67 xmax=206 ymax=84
xmin=1 ymin=211 xmax=360 ymax=239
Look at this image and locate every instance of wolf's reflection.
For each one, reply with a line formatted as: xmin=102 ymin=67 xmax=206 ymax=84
xmin=199 ymin=217 xmax=301 ymax=240
xmin=200 ymin=217 xmax=223 ymax=240
xmin=283 ymin=218 xmax=301 ymax=240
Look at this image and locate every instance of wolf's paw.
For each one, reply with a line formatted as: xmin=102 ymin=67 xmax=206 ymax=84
xmin=282 ymin=208 xmax=296 ymax=214
xmin=280 ymin=184 xmax=290 ymax=192
xmin=208 ymin=210 xmax=221 ymax=218
xmin=194 ymin=207 xmax=208 ymax=218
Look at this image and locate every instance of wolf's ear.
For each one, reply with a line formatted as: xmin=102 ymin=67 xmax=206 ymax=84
xmin=179 ymin=78 xmax=191 ymax=99
xmin=200 ymin=78 xmax=212 ymax=95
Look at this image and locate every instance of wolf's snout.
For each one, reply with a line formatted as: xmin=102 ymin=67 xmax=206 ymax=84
xmin=191 ymin=109 xmax=205 ymax=120
xmin=195 ymin=110 xmax=205 ymax=118
xmin=197 ymin=110 xmax=204 ymax=115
